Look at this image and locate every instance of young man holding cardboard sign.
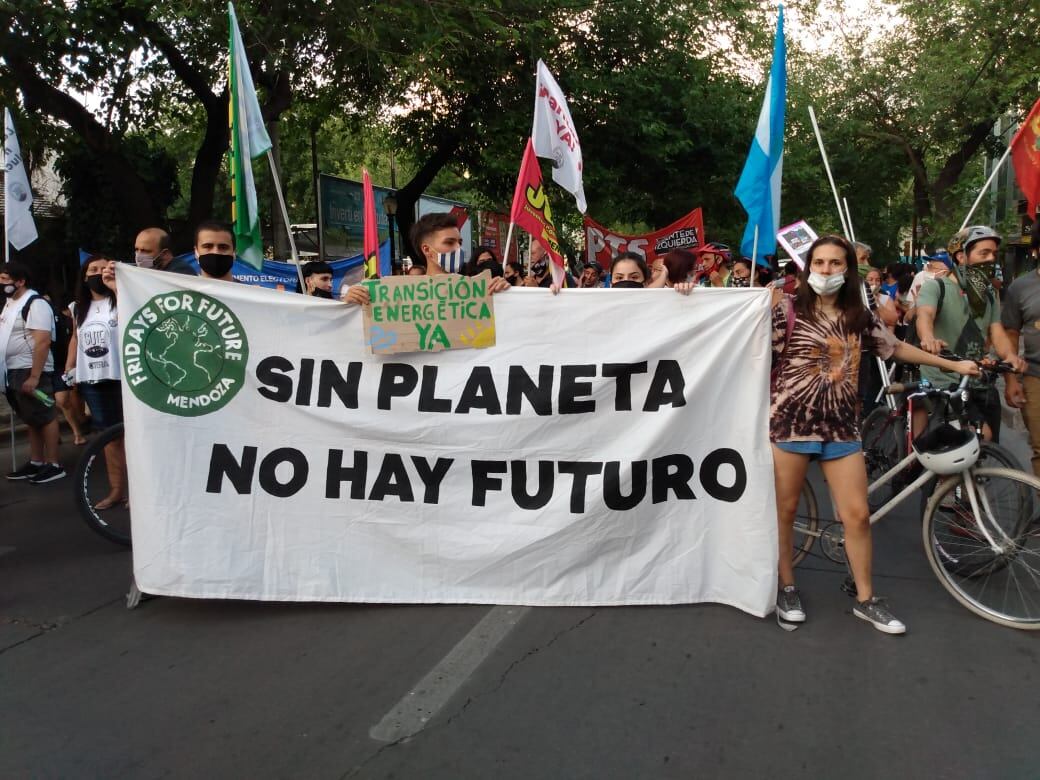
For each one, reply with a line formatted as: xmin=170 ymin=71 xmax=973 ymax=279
xmin=344 ymin=213 xmax=511 ymax=306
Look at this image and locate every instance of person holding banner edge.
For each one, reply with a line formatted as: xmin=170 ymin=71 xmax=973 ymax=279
xmin=771 ymin=236 xmax=979 ymax=634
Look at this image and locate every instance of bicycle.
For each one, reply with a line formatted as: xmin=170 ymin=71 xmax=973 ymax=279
xmin=792 ymin=373 xmax=1040 ymax=630
xmin=861 ymin=356 xmax=1023 ymax=511
xmin=73 ymin=422 xmax=131 ymax=546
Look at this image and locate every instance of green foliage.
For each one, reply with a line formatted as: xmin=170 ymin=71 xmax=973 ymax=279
xmin=2 ymin=0 xmax=1035 ymax=268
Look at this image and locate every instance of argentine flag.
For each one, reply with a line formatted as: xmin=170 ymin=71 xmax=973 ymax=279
xmin=734 ymin=5 xmax=786 ymax=266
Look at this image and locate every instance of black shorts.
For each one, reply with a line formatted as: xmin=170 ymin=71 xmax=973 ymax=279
xmin=5 ymin=369 xmax=58 ymax=428
xmin=967 ymin=385 xmax=1002 ymax=442
xmin=80 ymin=380 xmax=124 ymax=430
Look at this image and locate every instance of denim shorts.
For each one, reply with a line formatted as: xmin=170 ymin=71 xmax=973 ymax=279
xmin=80 ymin=380 xmax=124 ymax=430
xmin=774 ymin=440 xmax=862 ymax=461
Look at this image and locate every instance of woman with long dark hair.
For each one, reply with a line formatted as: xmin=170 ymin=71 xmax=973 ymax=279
xmin=771 ymin=236 xmax=978 ymax=634
xmin=65 ymin=256 xmax=125 ymax=509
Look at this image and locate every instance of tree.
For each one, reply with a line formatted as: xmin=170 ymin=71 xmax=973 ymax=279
xmin=791 ymin=0 xmax=1040 ymax=249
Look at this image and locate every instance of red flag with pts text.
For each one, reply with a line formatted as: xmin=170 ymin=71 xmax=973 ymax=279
xmin=509 ymin=137 xmax=567 ymax=285
xmin=1011 ymin=96 xmax=1040 ymax=220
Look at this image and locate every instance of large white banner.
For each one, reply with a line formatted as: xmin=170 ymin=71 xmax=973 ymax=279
xmin=119 ymin=266 xmax=778 ymax=615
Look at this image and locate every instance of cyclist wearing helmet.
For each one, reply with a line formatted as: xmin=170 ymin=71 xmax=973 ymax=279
xmin=914 ymin=226 xmax=1027 ymax=440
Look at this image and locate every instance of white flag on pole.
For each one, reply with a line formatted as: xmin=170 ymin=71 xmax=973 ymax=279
xmin=3 ymin=108 xmax=38 ymax=251
xmin=532 ymin=60 xmax=587 ymax=214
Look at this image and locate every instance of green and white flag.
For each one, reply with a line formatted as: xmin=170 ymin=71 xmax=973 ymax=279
xmin=228 ymin=2 xmax=271 ymax=269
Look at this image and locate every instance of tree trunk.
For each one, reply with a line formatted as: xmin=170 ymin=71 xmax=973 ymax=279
xmin=184 ymin=91 xmax=231 ymax=251
xmin=395 ymin=135 xmax=464 ymax=259
xmin=931 ymin=119 xmax=995 ymax=222
xmin=2 ymin=43 xmax=161 ymax=232
xmin=267 ymin=121 xmax=290 ymax=259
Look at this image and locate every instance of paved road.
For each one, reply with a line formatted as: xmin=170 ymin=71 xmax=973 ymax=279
xmin=2 ymin=427 xmax=1039 ymax=779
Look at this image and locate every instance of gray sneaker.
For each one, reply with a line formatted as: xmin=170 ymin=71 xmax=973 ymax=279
xmin=777 ymin=585 xmax=806 ymax=623
xmin=854 ymin=597 xmax=906 ymax=634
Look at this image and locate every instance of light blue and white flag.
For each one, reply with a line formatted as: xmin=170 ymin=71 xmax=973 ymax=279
xmin=734 ymin=5 xmax=786 ymax=267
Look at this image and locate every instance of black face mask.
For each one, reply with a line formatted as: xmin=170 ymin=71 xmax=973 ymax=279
xmin=312 ymin=288 xmax=333 ymax=299
xmin=612 ymin=280 xmax=644 ymax=289
xmin=531 ymin=260 xmax=548 ymax=276
xmin=86 ymin=274 xmax=108 ymax=295
xmin=198 ymin=253 xmax=234 ymax=278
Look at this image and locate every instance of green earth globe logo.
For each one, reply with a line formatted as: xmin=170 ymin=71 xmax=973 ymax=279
xmin=144 ymin=313 xmax=225 ymax=392
xmin=123 ymin=291 xmax=248 ymax=417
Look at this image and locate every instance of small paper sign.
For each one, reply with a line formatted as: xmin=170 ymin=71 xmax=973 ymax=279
xmin=361 ymin=271 xmax=496 ymax=354
xmin=776 ymin=220 xmax=818 ymax=269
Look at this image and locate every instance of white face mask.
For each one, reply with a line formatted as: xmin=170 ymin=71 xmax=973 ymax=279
xmin=135 ymin=251 xmax=156 ymax=269
xmin=808 ymin=271 xmax=845 ymax=296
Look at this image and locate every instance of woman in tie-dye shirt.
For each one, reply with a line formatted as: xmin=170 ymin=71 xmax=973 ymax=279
xmin=770 ymin=236 xmax=978 ymax=635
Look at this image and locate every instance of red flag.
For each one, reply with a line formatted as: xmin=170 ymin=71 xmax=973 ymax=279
xmin=1011 ymin=96 xmax=1040 ymax=220
xmin=449 ymin=205 xmax=469 ymax=228
xmin=509 ymin=138 xmax=567 ymax=285
xmin=362 ymin=168 xmax=380 ymax=279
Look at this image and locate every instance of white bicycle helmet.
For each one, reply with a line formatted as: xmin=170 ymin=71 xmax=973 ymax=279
xmin=912 ymin=424 xmax=980 ymax=475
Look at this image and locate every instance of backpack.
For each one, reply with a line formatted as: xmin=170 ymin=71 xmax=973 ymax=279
xmin=770 ymin=295 xmax=796 ymax=391
xmin=21 ymin=294 xmax=73 ymax=371
xmin=904 ymin=277 xmax=948 ymax=350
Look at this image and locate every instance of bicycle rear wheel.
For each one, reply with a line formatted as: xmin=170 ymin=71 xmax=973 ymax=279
xmin=792 ymin=480 xmax=819 ymax=567
xmin=922 ymin=466 xmax=1040 ymax=629
xmin=73 ymin=423 xmax=130 ymax=547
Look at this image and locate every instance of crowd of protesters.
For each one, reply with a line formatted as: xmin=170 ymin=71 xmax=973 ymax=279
xmin=4 ymin=211 xmax=1039 ymax=638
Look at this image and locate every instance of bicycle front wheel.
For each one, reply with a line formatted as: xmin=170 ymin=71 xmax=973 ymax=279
xmin=922 ymin=466 xmax=1040 ymax=629
xmin=862 ymin=406 xmax=906 ymax=509
xmin=73 ymin=422 xmax=131 ymax=547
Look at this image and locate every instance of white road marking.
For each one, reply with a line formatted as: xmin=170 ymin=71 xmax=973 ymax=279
xmin=369 ymin=605 xmax=530 ymax=742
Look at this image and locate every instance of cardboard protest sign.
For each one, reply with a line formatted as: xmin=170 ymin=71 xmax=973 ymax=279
xmin=776 ymin=220 xmax=817 ymax=269
xmin=361 ymin=271 xmax=496 ymax=354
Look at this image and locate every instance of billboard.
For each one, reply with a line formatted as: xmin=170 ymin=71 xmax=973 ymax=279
xmin=319 ymin=174 xmax=475 ymax=261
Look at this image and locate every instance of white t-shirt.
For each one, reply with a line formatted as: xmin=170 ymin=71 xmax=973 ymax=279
xmin=1 ymin=290 xmax=55 ymax=372
xmin=71 ymin=298 xmax=121 ymax=383
xmin=910 ymin=269 xmax=945 ymax=305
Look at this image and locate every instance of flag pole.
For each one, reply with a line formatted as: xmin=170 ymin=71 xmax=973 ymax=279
xmin=2 ymin=124 xmax=9 ymax=266
xmin=960 ymin=144 xmax=1013 ymax=231
xmin=808 ymin=108 xmax=893 ymax=407
xmin=749 ymin=225 xmax=758 ymax=287
xmin=2 ymin=153 xmax=11 ymax=467
xmin=502 ymin=221 xmax=516 ymax=266
xmin=266 ymin=150 xmax=306 ymax=292
xmin=843 ymin=196 xmax=856 ymax=245
xmin=808 ymin=106 xmax=850 ymax=239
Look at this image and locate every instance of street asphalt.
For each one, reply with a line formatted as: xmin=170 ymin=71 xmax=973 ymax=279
xmin=2 ymin=423 xmax=1039 ymax=779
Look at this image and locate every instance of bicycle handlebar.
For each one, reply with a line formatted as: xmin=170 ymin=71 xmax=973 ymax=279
xmin=883 ymin=354 xmax=1016 ymax=401
xmin=885 ymin=374 xmax=971 ymax=399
